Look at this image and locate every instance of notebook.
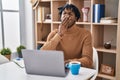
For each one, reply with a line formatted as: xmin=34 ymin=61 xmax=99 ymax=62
xmin=22 ymin=50 xmax=67 ymax=77
xmin=12 ymin=58 xmax=25 ymax=68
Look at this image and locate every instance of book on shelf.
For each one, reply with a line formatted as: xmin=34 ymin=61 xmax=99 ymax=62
xmin=38 ymin=6 xmax=43 ymax=22
xmin=93 ymin=4 xmax=105 ymax=23
xmin=38 ymin=6 xmax=50 ymax=22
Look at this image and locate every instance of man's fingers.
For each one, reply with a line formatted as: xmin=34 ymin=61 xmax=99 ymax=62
xmin=62 ymin=17 xmax=69 ymax=24
xmin=61 ymin=17 xmax=70 ymax=28
xmin=63 ymin=19 xmax=71 ymax=28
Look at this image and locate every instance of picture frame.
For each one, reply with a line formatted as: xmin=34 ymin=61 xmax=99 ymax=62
xmin=100 ymin=64 xmax=114 ymax=76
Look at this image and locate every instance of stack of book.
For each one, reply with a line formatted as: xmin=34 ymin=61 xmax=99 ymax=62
xmin=100 ymin=17 xmax=117 ymax=23
xmin=38 ymin=6 xmax=51 ymax=22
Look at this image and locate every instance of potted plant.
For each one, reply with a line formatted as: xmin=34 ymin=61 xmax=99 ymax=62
xmin=17 ymin=45 xmax=26 ymax=58
xmin=0 ymin=48 xmax=12 ymax=60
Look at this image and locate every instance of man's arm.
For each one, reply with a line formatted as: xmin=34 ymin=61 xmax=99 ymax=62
xmin=79 ymin=32 xmax=93 ymax=68
xmin=40 ymin=29 xmax=62 ymax=50
xmin=41 ymin=16 xmax=69 ymax=50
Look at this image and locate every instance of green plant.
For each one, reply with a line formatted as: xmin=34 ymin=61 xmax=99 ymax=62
xmin=17 ymin=45 xmax=26 ymax=53
xmin=0 ymin=48 xmax=12 ymax=55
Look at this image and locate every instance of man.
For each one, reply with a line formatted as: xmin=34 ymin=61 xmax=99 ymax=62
xmin=41 ymin=4 xmax=93 ymax=68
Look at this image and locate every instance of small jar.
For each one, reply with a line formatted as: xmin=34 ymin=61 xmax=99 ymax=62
xmin=104 ymin=42 xmax=111 ymax=49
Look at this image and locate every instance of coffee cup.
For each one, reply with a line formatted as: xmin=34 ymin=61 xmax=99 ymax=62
xmin=67 ymin=61 xmax=81 ymax=75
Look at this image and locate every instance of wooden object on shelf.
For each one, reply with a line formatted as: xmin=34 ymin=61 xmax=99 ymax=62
xmin=100 ymin=64 xmax=115 ymax=76
xmin=32 ymin=0 xmax=120 ymax=80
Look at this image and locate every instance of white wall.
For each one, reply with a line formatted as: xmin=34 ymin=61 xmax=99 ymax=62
xmin=24 ymin=0 xmax=34 ymax=49
xmin=0 ymin=13 xmax=3 ymax=49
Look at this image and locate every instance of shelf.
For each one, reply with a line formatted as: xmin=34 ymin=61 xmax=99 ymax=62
xmin=96 ymin=47 xmax=116 ymax=54
xmin=97 ymin=73 xmax=115 ymax=80
xmin=37 ymin=41 xmax=46 ymax=44
xmin=52 ymin=21 xmax=91 ymax=25
xmin=52 ymin=0 xmax=68 ymax=1
xmin=37 ymin=21 xmax=118 ymax=25
xmin=92 ymin=23 xmax=118 ymax=26
xmin=76 ymin=22 xmax=91 ymax=25
xmin=37 ymin=21 xmax=51 ymax=24
xmin=40 ymin=0 xmax=51 ymax=2
xmin=53 ymin=21 xmax=61 ymax=24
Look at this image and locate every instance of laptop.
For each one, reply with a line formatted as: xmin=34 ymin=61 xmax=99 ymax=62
xmin=22 ymin=50 xmax=68 ymax=77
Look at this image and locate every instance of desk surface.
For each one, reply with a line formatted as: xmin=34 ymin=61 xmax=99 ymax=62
xmin=0 ymin=62 xmax=96 ymax=80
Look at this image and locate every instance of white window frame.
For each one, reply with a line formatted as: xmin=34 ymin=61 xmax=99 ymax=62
xmin=0 ymin=0 xmax=25 ymax=51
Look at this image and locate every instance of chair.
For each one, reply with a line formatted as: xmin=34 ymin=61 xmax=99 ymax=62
xmin=90 ymin=47 xmax=99 ymax=80
xmin=0 ymin=54 xmax=9 ymax=64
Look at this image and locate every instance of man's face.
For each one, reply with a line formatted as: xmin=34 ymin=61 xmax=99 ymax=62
xmin=61 ymin=8 xmax=77 ymax=28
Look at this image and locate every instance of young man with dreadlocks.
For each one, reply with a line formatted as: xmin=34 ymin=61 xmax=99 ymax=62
xmin=41 ymin=4 xmax=93 ymax=68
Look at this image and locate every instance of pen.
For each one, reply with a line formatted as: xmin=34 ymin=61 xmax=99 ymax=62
xmin=13 ymin=61 xmax=24 ymax=68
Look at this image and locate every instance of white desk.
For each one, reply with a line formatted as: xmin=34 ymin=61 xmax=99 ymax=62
xmin=0 ymin=62 xmax=96 ymax=80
